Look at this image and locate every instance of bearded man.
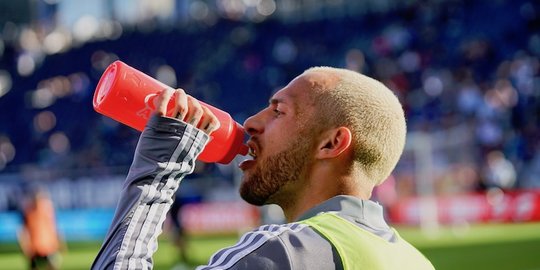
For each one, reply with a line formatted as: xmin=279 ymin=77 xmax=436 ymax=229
xmin=92 ymin=67 xmax=434 ymax=270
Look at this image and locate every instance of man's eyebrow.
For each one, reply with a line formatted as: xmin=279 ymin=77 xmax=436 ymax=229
xmin=268 ymin=98 xmax=284 ymax=105
xmin=269 ymin=97 xmax=300 ymax=113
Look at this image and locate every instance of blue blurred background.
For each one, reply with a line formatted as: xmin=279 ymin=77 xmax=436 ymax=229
xmin=0 ymin=0 xmax=539 ymax=246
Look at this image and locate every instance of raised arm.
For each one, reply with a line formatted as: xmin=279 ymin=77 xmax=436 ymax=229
xmin=92 ymin=89 xmax=219 ymax=270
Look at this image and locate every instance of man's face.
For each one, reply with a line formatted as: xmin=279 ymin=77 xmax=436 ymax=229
xmin=238 ymin=74 xmax=318 ymax=206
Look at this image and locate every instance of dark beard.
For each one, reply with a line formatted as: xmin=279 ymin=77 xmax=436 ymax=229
xmin=239 ymin=137 xmax=312 ymax=206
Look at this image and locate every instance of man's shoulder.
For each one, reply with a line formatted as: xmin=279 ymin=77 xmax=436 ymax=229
xmin=250 ymin=222 xmax=332 ymax=251
xmin=197 ymin=222 xmax=338 ymax=270
xmin=252 ymin=222 xmax=310 ymax=236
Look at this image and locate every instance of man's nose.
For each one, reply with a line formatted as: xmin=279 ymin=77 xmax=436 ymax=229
xmin=243 ymin=112 xmax=264 ymax=136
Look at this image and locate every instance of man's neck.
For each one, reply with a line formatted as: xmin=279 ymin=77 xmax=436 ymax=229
xmin=281 ymin=190 xmax=329 ymax=222
xmin=278 ymin=176 xmax=343 ymax=222
xmin=279 ymin=166 xmax=372 ymax=222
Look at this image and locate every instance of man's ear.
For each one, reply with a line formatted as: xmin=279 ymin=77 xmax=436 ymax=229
xmin=315 ymin=127 xmax=352 ymax=159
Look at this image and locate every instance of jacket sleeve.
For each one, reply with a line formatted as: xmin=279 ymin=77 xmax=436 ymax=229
xmin=92 ymin=115 xmax=209 ymax=270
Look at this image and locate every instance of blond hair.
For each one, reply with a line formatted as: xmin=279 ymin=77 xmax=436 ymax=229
xmin=305 ymin=67 xmax=406 ymax=185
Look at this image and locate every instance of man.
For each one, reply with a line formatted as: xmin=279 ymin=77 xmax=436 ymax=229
xmin=18 ymin=188 xmax=63 ymax=270
xmin=92 ymin=67 xmax=434 ymax=269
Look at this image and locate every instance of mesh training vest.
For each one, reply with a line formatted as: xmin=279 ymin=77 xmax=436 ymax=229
xmin=300 ymin=212 xmax=435 ymax=270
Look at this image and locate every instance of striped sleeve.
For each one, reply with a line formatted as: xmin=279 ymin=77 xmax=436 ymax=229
xmin=92 ymin=115 xmax=209 ymax=270
xmin=196 ymin=223 xmax=308 ymax=270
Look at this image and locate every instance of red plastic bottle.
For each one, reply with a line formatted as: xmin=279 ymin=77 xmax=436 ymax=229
xmin=93 ymin=60 xmax=248 ymax=164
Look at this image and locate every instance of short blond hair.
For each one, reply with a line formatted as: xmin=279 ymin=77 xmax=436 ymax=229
xmin=305 ymin=67 xmax=406 ymax=185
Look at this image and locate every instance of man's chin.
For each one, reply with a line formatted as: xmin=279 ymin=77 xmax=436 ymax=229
xmin=239 ymin=180 xmax=268 ymax=206
xmin=239 ymin=191 xmax=267 ymax=206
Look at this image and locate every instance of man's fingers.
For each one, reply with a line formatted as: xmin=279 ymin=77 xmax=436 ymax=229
xmin=154 ymin=88 xmax=175 ymax=116
xmin=174 ymin=89 xmax=188 ymax=120
xmin=183 ymin=96 xmax=204 ymax=125
xmin=199 ymin=106 xmax=221 ymax=135
xmin=154 ymin=89 xmax=220 ymax=134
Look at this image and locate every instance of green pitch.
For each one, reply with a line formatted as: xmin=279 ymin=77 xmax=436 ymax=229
xmin=398 ymin=222 xmax=540 ymax=270
xmin=1 ymin=222 xmax=539 ymax=270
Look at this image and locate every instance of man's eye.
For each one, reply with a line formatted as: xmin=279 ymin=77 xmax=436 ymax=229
xmin=273 ymin=109 xmax=282 ymax=116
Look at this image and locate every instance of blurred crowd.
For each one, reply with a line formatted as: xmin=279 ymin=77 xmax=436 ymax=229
xmin=0 ymin=0 xmax=539 ymax=197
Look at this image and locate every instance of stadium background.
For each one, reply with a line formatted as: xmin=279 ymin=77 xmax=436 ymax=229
xmin=0 ymin=0 xmax=540 ymax=269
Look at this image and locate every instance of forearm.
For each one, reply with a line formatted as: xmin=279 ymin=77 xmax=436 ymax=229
xmin=92 ymin=115 xmax=209 ymax=270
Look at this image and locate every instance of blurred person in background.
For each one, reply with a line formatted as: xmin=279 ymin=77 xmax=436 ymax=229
xmin=168 ymin=194 xmax=189 ymax=270
xmin=92 ymin=67 xmax=434 ymax=269
xmin=18 ymin=187 xmax=63 ymax=270
xmin=481 ymin=150 xmax=517 ymax=190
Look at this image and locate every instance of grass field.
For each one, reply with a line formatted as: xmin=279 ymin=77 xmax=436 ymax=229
xmin=1 ymin=222 xmax=539 ymax=270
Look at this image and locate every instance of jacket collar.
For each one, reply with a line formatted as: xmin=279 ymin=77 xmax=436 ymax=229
xmin=295 ymin=195 xmax=391 ymax=231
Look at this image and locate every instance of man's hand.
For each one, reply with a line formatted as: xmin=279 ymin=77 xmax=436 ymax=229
xmin=154 ymin=88 xmax=220 ymax=135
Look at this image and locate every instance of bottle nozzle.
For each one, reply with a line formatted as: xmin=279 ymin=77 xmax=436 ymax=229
xmin=238 ymin=143 xmax=249 ymax=156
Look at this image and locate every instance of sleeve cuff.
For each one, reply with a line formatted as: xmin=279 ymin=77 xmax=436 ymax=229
xmin=143 ymin=114 xmax=210 ymax=158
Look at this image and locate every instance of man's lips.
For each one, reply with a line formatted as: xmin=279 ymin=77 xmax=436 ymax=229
xmin=239 ymin=159 xmax=256 ymax=170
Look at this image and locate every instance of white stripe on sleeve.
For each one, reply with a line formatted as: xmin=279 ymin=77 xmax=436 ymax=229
xmin=197 ymin=223 xmax=307 ymax=270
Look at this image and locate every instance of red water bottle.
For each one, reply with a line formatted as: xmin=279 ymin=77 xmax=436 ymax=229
xmin=93 ymin=60 xmax=248 ymax=164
